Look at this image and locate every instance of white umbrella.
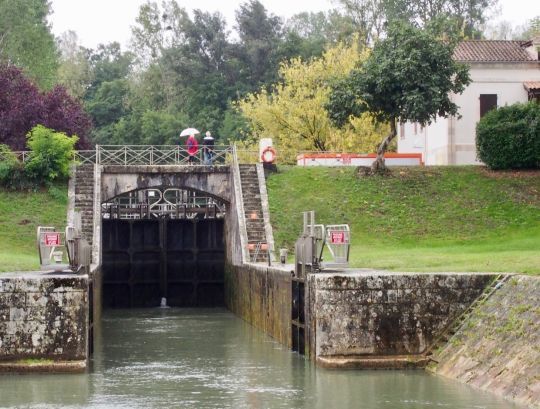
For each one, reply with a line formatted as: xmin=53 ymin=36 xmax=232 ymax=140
xmin=180 ymin=128 xmax=200 ymax=137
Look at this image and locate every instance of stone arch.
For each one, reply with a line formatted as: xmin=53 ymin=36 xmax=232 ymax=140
xmin=99 ymin=166 xmax=231 ymax=204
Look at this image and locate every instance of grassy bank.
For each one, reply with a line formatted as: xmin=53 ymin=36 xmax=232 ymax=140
xmin=267 ymin=166 xmax=540 ymax=274
xmin=0 ymin=185 xmax=67 ymax=272
xmin=1 ymin=166 xmax=538 ymax=275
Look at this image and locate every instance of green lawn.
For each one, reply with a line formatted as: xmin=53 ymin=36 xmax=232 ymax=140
xmin=0 ymin=184 xmax=67 ymax=272
xmin=1 ymin=167 xmax=539 ymax=274
xmin=266 ymin=166 xmax=540 ymax=274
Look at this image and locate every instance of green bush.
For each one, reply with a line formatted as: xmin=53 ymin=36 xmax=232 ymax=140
xmin=24 ymin=125 xmax=78 ymax=182
xmin=0 ymin=144 xmax=18 ymax=182
xmin=476 ymin=102 xmax=540 ymax=170
xmin=0 ymin=145 xmax=32 ymax=189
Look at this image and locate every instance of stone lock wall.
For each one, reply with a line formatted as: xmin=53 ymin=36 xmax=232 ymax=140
xmin=224 ymin=263 xmax=292 ymax=348
xmin=0 ymin=272 xmax=89 ymax=362
xmin=307 ymin=272 xmax=496 ymax=366
xmin=431 ymin=275 xmax=540 ymax=408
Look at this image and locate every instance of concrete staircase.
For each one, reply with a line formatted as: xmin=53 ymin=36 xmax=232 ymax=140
xmin=73 ymin=164 xmax=95 ymax=245
xmin=238 ymin=164 xmax=268 ymax=263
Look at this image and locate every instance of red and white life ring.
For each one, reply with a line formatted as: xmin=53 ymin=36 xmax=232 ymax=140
xmin=261 ymin=146 xmax=276 ymax=163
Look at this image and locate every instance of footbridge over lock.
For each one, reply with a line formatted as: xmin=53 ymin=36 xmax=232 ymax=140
xmin=68 ymin=145 xmax=276 ymax=309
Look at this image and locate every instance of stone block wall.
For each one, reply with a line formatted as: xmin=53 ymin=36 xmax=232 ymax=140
xmin=307 ymin=272 xmax=496 ymax=363
xmin=225 ymin=263 xmax=292 ymax=347
xmin=0 ymin=272 xmax=89 ymax=362
xmin=431 ymin=275 xmax=540 ymax=408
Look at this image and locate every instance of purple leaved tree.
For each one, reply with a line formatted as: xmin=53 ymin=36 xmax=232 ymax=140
xmin=0 ymin=65 xmax=92 ymax=150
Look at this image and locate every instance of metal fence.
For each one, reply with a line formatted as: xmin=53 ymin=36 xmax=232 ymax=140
xmin=95 ymin=145 xmax=235 ymax=166
xmin=2 ymin=145 xmax=239 ymax=166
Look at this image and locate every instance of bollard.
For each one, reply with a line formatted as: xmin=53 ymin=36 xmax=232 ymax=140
xmin=280 ymin=248 xmax=288 ymax=264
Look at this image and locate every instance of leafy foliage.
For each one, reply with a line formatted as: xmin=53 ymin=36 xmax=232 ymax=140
xmin=57 ymin=31 xmax=93 ymax=99
xmin=476 ymin=102 xmax=540 ymax=170
xmin=327 ymin=22 xmax=470 ymax=171
xmin=24 ymin=125 xmax=78 ymax=182
xmin=0 ymin=0 xmax=58 ymax=89
xmin=238 ymin=40 xmax=389 ymax=163
xmin=335 ymin=0 xmax=498 ymax=43
xmin=0 ymin=144 xmax=21 ymax=187
xmin=67 ymin=1 xmax=384 ymax=146
xmin=0 ymin=65 xmax=91 ymax=150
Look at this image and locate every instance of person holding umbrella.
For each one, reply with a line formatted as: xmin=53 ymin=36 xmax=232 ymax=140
xmin=186 ymin=134 xmax=199 ymax=164
xmin=179 ymin=128 xmax=200 ymax=164
xmin=203 ymin=131 xmax=215 ymax=165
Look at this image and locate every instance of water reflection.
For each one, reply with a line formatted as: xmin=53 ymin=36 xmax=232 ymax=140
xmin=0 ymin=309 xmax=518 ymax=408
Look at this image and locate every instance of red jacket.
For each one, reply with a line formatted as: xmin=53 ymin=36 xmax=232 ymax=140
xmin=186 ymin=135 xmax=198 ymax=155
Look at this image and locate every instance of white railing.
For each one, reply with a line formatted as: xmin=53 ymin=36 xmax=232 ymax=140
xmin=96 ymin=145 xmax=233 ymax=166
xmin=2 ymin=145 xmax=236 ymax=166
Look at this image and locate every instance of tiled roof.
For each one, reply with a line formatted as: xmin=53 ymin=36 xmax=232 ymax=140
xmin=454 ymin=40 xmax=536 ymax=62
xmin=524 ymin=81 xmax=540 ymax=90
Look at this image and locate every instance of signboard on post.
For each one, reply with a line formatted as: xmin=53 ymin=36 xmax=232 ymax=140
xmin=330 ymin=231 xmax=348 ymax=244
xmin=44 ymin=233 xmax=61 ymax=246
xmin=325 ymin=225 xmax=350 ymax=267
xmin=37 ymin=226 xmax=67 ymax=271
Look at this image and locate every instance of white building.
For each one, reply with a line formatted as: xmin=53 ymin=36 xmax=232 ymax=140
xmin=398 ymin=39 xmax=540 ymax=165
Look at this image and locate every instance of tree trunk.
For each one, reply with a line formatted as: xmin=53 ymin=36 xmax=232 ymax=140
xmin=371 ymin=118 xmax=397 ymax=174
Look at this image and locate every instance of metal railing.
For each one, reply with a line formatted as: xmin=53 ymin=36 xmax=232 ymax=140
xmin=2 ymin=145 xmax=237 ymax=166
xmin=96 ymin=145 xmax=234 ymax=166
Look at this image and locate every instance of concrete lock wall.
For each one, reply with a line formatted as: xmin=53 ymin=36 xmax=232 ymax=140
xmin=225 ymin=263 xmax=292 ymax=348
xmin=430 ymin=275 xmax=540 ymax=408
xmin=0 ymin=273 xmax=89 ymax=365
xmin=306 ymin=272 xmax=497 ymax=368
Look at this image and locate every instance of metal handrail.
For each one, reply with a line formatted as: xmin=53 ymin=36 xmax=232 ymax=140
xmin=3 ymin=145 xmax=235 ymax=166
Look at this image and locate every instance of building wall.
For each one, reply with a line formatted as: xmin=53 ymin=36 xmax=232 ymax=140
xmin=399 ymin=118 xmax=449 ymax=165
xmin=398 ymin=62 xmax=540 ymax=165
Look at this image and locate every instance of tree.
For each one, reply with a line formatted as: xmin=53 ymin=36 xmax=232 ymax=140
xmin=161 ymin=9 xmax=235 ymax=132
xmin=130 ymin=0 xmax=187 ymax=66
xmin=513 ymin=16 xmax=540 ymax=40
xmin=234 ymin=0 xmax=284 ymax=88
xmin=57 ymin=31 xmax=93 ymax=99
xmin=282 ymin=11 xmax=356 ymax=60
xmin=0 ymin=65 xmax=42 ymax=149
xmin=335 ymin=0 xmax=499 ymax=43
xmin=238 ymin=40 xmax=388 ymax=162
xmin=0 ymin=0 xmax=58 ymax=89
xmin=43 ymin=86 xmax=92 ymax=148
xmin=327 ymin=22 xmax=470 ymax=173
xmin=0 ymin=65 xmax=91 ymax=150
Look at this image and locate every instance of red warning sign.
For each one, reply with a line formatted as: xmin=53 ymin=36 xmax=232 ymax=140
xmin=330 ymin=231 xmax=347 ymax=244
xmin=44 ymin=233 xmax=61 ymax=246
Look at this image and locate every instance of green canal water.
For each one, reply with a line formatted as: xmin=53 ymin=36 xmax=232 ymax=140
xmin=0 ymin=309 xmax=519 ymax=408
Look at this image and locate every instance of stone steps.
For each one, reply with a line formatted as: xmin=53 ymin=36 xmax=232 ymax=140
xmin=73 ymin=165 xmax=96 ymax=245
xmin=238 ymin=164 xmax=268 ymax=263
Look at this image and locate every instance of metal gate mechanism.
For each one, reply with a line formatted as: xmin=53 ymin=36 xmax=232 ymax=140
xmin=102 ymin=187 xmax=226 ymax=308
xmin=292 ymin=211 xmax=351 ymax=355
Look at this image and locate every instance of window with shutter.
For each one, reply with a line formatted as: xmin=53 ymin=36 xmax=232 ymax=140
xmin=480 ymin=94 xmax=497 ymax=117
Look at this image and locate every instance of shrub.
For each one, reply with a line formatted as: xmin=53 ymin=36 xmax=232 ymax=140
xmin=24 ymin=125 xmax=78 ymax=182
xmin=0 ymin=144 xmax=19 ymax=184
xmin=476 ymin=102 xmax=540 ymax=170
xmin=0 ymin=144 xmax=33 ymax=190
